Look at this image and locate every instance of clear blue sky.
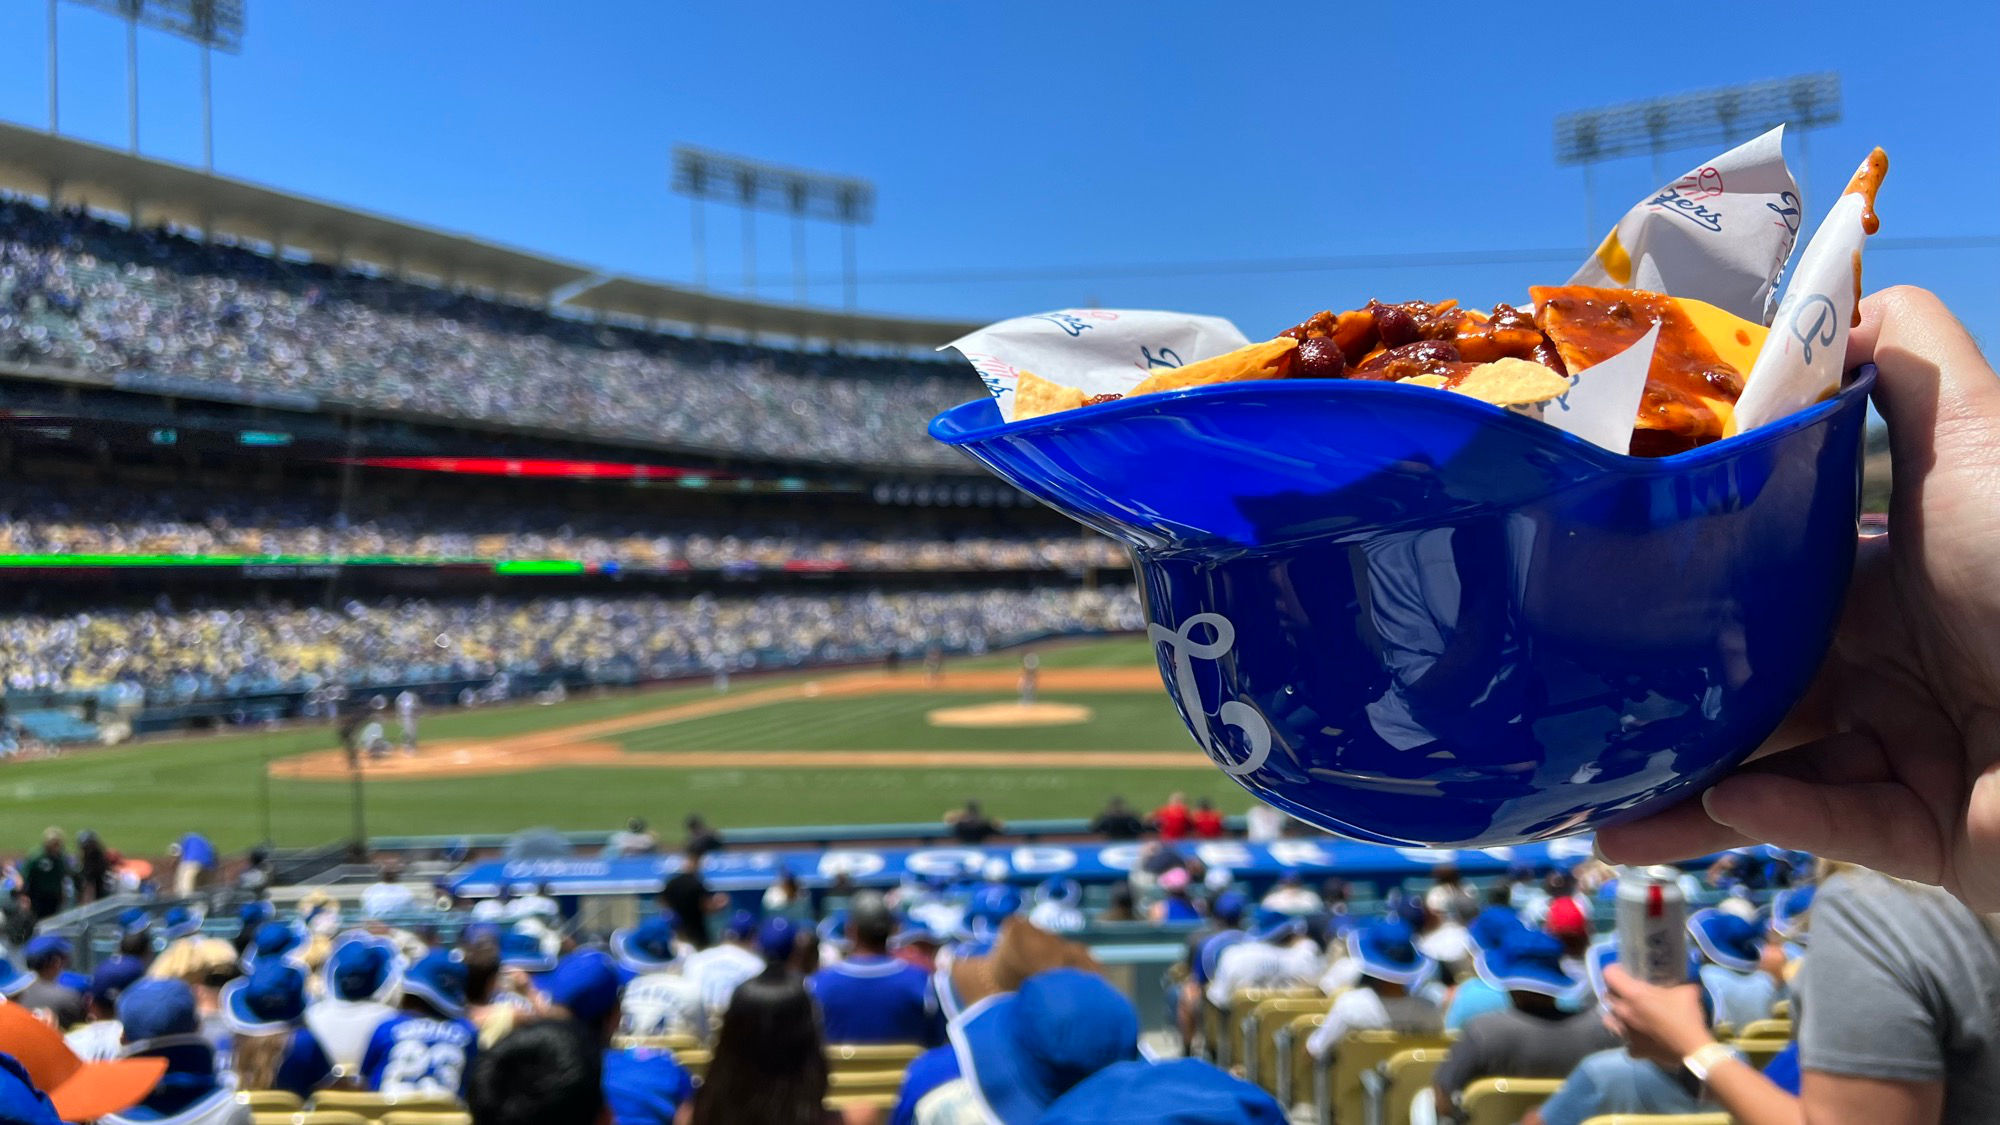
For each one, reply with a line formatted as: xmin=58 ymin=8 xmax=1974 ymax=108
xmin=0 ymin=0 xmax=1995 ymax=347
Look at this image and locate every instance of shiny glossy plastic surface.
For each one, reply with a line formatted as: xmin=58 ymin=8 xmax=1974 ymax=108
xmin=930 ymin=369 xmax=1874 ymax=847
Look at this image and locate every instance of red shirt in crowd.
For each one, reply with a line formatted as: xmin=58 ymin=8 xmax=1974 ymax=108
xmin=1154 ymin=800 xmax=1192 ymax=840
xmin=1191 ymin=807 xmax=1225 ymax=839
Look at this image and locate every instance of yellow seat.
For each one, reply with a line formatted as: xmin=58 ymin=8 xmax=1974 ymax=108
xmin=1772 ymin=998 xmax=1791 ymax=1020
xmin=826 ymin=1091 xmax=900 ymax=1111
xmin=678 ymin=1048 xmax=713 ymax=1081
xmin=1374 ymin=1046 xmax=1452 ymax=1125
xmin=1739 ymin=1018 xmax=1791 ymax=1040
xmin=825 ymin=1042 xmax=923 ymax=1071
xmin=828 ymin=1069 xmax=908 ymax=1096
xmin=1733 ymin=1037 xmax=1789 ymax=1070
xmin=1226 ymin=987 xmax=1322 ymax=1071
xmin=1246 ymin=996 xmax=1333 ymax=1089
xmin=1315 ymin=1031 xmax=1453 ymax=1125
xmin=306 ymin=1093 xmax=464 ymax=1121
xmin=614 ymin=1033 xmax=701 ymax=1053
xmin=381 ymin=1114 xmax=472 ymax=1125
xmin=272 ymin=1114 xmax=371 ymax=1125
xmin=1459 ymin=1076 xmax=1564 ymax=1125
xmin=238 ymin=1091 xmax=305 ymax=1112
xmin=1274 ymin=1012 xmax=1325 ymax=1107
xmin=1579 ymin=1116 xmax=1734 ymax=1125
xmin=250 ymin=1114 xmax=307 ymax=1125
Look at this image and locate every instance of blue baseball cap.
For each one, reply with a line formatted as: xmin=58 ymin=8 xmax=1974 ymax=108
xmin=117 ymin=979 xmax=200 ymax=1042
xmin=1345 ymin=920 xmax=1436 ymax=990
xmin=1475 ymin=929 xmax=1583 ymax=998
xmin=1037 ymin=1059 xmax=1287 ymax=1124
xmin=220 ymin=960 xmax=309 ymax=1036
xmin=891 ymin=918 xmax=942 ymax=951
xmin=497 ymin=930 xmax=556 ymax=974
xmin=88 ymin=957 xmax=148 ymax=1007
xmin=756 ymin=917 xmax=801 ymax=963
xmin=239 ymin=921 xmax=306 ymax=971
xmin=0 ymin=1053 xmax=61 ymax=1125
xmin=722 ymin=910 xmax=759 ymax=941
xmin=950 ymin=969 xmax=1138 ymax=1124
xmin=610 ymin=915 xmax=680 ymax=975
xmin=403 ymin=950 xmax=469 ymax=1020
xmin=237 ymin=901 xmax=273 ymax=929
xmin=1688 ymin=908 xmax=1763 ymax=974
xmin=1770 ymin=886 xmax=1816 ymax=943
xmin=115 ymin=908 xmax=153 ymax=938
xmin=1248 ymin=909 xmax=1304 ymax=943
xmin=0 ymin=959 xmax=30 ymax=999
xmin=1209 ymin=892 xmax=1247 ymax=927
xmin=158 ymin=905 xmax=205 ymax=942
xmin=324 ymin=933 xmax=403 ymax=1003
xmin=20 ymin=937 xmax=70 ymax=968
xmin=1467 ymin=904 xmax=1526 ymax=956
xmin=543 ymin=951 xmax=620 ymax=1027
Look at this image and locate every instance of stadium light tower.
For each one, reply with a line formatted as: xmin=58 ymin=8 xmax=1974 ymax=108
xmin=672 ymin=145 xmax=876 ymax=309
xmin=1554 ymin=73 xmax=1840 ymax=236
xmin=55 ymin=0 xmax=246 ymax=168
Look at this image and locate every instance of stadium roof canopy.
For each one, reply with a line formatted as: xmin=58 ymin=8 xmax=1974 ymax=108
xmin=0 ymin=121 xmax=983 ymax=350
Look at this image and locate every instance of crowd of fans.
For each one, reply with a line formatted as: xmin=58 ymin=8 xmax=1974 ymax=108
xmin=0 ymin=198 xmax=971 ymax=467
xmin=0 ymin=483 xmax=1122 ymax=572
xmin=0 ymin=587 xmax=1142 ymax=702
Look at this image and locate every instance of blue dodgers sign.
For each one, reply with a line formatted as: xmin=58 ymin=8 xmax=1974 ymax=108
xmin=446 ymin=835 xmax=1599 ymax=898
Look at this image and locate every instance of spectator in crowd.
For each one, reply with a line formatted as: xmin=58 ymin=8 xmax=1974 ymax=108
xmin=683 ymin=815 xmax=723 ymax=858
xmin=108 ymin=978 xmax=243 ymax=1124
xmin=504 ymin=883 xmax=560 ymax=924
xmin=1244 ymin=801 xmax=1285 ymax=843
xmin=1088 ymin=796 xmax=1145 ymax=841
xmin=236 ymin=847 xmax=273 ymax=895
xmin=685 ymin=910 xmax=766 ymax=1027
xmin=1431 ymin=930 xmax=1616 ymax=1122
xmin=360 ymin=949 xmax=478 ymax=1101
xmin=0 ymin=1002 xmax=170 ymax=1125
xmin=1686 ymin=907 xmax=1782 ymax=1031
xmin=545 ymin=949 xmax=695 ymax=1125
xmin=1319 ymin=879 xmax=1360 ymax=938
xmin=468 ymin=1019 xmax=604 ymax=1125
xmin=18 ymin=936 xmax=85 ymax=1029
xmin=66 ymin=955 xmax=147 ymax=1063
xmin=1178 ymin=892 xmax=1247 ymax=1054
xmin=1027 ymin=878 xmax=1085 ymax=934
xmin=689 ymin=966 xmax=868 ymax=1125
xmin=219 ymin=958 xmax=333 ymax=1100
xmin=1524 ymin=942 xmax=1714 ymax=1125
xmin=1037 ymin=1058 xmax=1286 ymax=1123
xmin=170 ymin=832 xmax=216 ymax=898
xmin=758 ymin=917 xmax=809 ymax=974
xmin=1447 ymin=890 xmax=1524 ymax=1032
xmin=1307 ymin=918 xmax=1443 ymax=1060
xmin=22 ymin=829 xmax=73 ymax=920
xmin=1605 ymin=865 xmax=2000 ymax=1125
xmin=460 ymin=934 xmax=519 ymax=1049
xmin=1 ymin=882 xmax=35 ymax=947
xmin=1151 ymin=793 xmax=1192 ymax=842
xmin=808 ymin=892 xmax=942 ymax=1046
xmin=912 ymin=967 xmax=1139 ymax=1125
xmin=609 ymin=818 xmax=659 ymax=857
xmin=1543 ymin=897 xmax=1592 ymax=971
xmin=1096 ymin=884 xmax=1137 ymax=924
xmin=1204 ymin=911 xmax=1318 ymax=1010
xmin=359 ymin=860 xmax=417 ymax=920
xmin=306 ymin=933 xmax=402 ymax=1077
xmin=945 ymin=801 xmax=1002 ymax=845
xmin=1147 ymin=868 xmax=1200 ymax=924
xmin=74 ymin=830 xmax=113 ymax=904
xmin=610 ymin=914 xmax=700 ymax=1044
xmin=1413 ymin=897 xmax=1475 ymax=976
xmin=763 ymin=870 xmax=811 ymax=925
xmin=227 ymin=902 xmax=268 ymax=957
xmin=1259 ymin=873 xmax=1322 ymax=917
xmin=662 ymin=848 xmax=725 ymax=951
xmin=1424 ymin=865 xmax=1473 ymax=918
xmin=1189 ymin=798 xmax=1225 ymax=840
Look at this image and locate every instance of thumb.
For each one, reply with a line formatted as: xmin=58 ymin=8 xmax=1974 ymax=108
xmin=1851 ymin=286 xmax=2000 ymax=480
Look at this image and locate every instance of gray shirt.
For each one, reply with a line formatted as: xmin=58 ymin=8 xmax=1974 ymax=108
xmin=15 ymin=979 xmax=85 ymax=1029
xmin=1799 ymin=870 xmax=2000 ymax=1121
xmin=1433 ymin=1002 xmax=1619 ymax=1099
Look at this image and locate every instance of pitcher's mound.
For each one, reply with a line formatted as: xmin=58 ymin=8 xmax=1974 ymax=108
xmin=927 ymin=701 xmax=1094 ymax=728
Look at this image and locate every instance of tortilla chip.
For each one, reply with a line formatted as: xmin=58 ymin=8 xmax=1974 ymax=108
xmin=1449 ymin=357 xmax=1570 ymax=407
xmin=1129 ymin=337 xmax=1297 ymax=396
xmin=1012 ymin=370 xmax=1087 ymax=420
xmin=1403 ymin=374 xmax=1448 ymax=389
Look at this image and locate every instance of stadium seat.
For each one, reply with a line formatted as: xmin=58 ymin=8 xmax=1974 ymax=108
xmin=1739 ymin=1018 xmax=1791 ymax=1040
xmin=825 ymin=1042 xmax=923 ymax=1071
xmin=380 ymin=1114 xmax=472 ymax=1125
xmin=614 ymin=1033 xmax=701 ymax=1052
xmin=263 ymin=1114 xmax=371 ymax=1125
xmin=1772 ymin=999 xmax=1791 ymax=1020
xmin=1458 ymin=1076 xmax=1564 ymax=1125
xmin=1365 ymin=1046 xmax=1451 ymax=1125
xmin=678 ymin=1047 xmax=714 ymax=1081
xmin=1578 ymin=1116 xmax=1733 ymax=1124
xmin=238 ymin=1091 xmax=305 ymax=1113
xmin=1245 ymin=995 xmax=1331 ymax=1088
xmin=1315 ymin=1031 xmax=1452 ymax=1125
xmin=250 ymin=1115 xmax=301 ymax=1125
xmin=1273 ymin=1011 xmax=1325 ymax=1108
xmin=306 ymin=1093 xmax=463 ymax=1120
xmin=1733 ymin=1037 xmax=1789 ymax=1070
xmin=1227 ymin=987 xmax=1322 ymax=1070
xmin=826 ymin=1091 xmax=901 ymax=1112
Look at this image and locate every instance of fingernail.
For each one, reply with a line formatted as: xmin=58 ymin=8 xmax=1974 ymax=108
xmin=1700 ymin=785 xmax=1734 ymax=827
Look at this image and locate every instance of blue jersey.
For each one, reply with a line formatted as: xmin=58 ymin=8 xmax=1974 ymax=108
xmin=809 ymin=955 xmax=943 ymax=1045
xmin=603 ymin=1045 xmax=695 ymax=1125
xmin=361 ymin=1012 xmax=477 ymax=1099
xmin=888 ymin=1045 xmax=960 ymax=1125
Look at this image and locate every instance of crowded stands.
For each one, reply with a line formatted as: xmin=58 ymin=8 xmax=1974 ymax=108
xmin=0 ymin=587 xmax=1142 ymax=701
xmin=0 ymin=198 xmax=967 ymax=468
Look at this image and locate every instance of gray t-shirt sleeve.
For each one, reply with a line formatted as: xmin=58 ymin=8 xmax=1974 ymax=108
xmin=1799 ymin=873 xmax=1951 ymax=1083
xmin=1431 ymin=1017 xmax=1485 ymax=1094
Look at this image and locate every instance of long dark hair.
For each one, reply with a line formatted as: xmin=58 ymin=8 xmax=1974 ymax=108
xmin=691 ymin=966 xmax=828 ymax=1125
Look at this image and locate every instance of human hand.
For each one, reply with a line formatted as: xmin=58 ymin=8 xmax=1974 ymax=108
xmin=1757 ymin=940 xmax=1788 ymax=983
xmin=1601 ymin=963 xmax=1713 ymax=1068
xmin=1600 ymin=287 xmax=2000 ymax=911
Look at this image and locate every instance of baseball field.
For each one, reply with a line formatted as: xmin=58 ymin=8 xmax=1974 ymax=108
xmin=1 ymin=637 xmax=1228 ymax=851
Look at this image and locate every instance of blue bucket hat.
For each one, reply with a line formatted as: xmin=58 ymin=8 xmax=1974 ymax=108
xmin=949 ymin=969 xmax=1139 ymax=1124
xmin=158 ymin=905 xmax=205 ymax=942
xmin=116 ymin=908 xmax=154 ymax=938
xmin=324 ymin=933 xmax=403 ymax=1003
xmin=756 ymin=917 xmax=801 ymax=963
xmin=0 ymin=956 xmax=32 ymax=998
xmin=967 ymin=883 xmax=1022 ymax=928
xmin=117 ymin=978 xmax=200 ymax=1042
xmin=239 ymin=921 xmax=306 ymax=971
xmin=1770 ymin=886 xmax=1816 ymax=942
xmin=1037 ymin=1058 xmax=1287 ymax=1124
xmin=1345 ymin=920 xmax=1436 ymax=990
xmin=89 ymin=956 xmax=149 ymax=1007
xmin=219 ymin=959 xmax=309 ymax=1036
xmin=402 ymin=950 xmax=469 ymax=1020
xmin=543 ymin=951 xmax=620 ymax=1027
xmin=1036 ymin=878 xmax=1083 ymax=907
xmin=1688 ymin=908 xmax=1762 ymax=974
xmin=1475 ymin=929 xmax=1583 ymax=998
xmin=497 ymin=930 xmax=556 ymax=974
xmin=1467 ymin=904 xmax=1526 ymax=956
xmin=609 ymin=915 xmax=680 ymax=975
xmin=0 ymin=1053 xmax=61 ymax=1125
xmin=1248 ymin=909 xmax=1304 ymax=944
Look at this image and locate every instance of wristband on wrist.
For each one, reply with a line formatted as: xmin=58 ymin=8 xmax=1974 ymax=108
xmin=1683 ymin=1041 xmax=1745 ymax=1082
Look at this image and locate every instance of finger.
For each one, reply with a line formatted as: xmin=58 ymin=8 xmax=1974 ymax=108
xmin=1596 ymin=795 xmax=1757 ymax=866
xmin=1856 ymin=287 xmax=2000 ymax=474
xmin=1702 ymin=771 xmax=1945 ymax=882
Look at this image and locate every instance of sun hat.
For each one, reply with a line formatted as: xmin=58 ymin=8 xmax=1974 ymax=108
xmin=238 ymin=920 xmax=307 ymax=972
xmin=0 ymin=1004 xmax=165 ymax=1123
xmin=497 ymin=929 xmax=557 ymax=974
xmin=1467 ymin=904 xmax=1526 ymax=956
xmin=88 ymin=957 xmax=148 ymax=1008
xmin=402 ymin=950 xmax=470 ymax=1020
xmin=157 ymin=905 xmax=205 ymax=942
xmin=323 ymin=933 xmax=404 ymax=1003
xmin=116 ymin=980 xmax=200 ymax=1043
xmin=1688 ymin=908 xmax=1763 ymax=974
xmin=1345 ymin=920 xmax=1437 ymax=990
xmin=115 ymin=908 xmax=153 ymax=938
xmin=1247 ymin=909 xmax=1304 ymax=944
xmin=1036 ymin=1058 xmax=1287 ymax=1124
xmin=1209 ymin=892 xmax=1247 ymax=927
xmin=1769 ymin=886 xmax=1816 ymax=943
xmin=219 ymin=959 xmax=310 ymax=1036
xmin=1474 ymin=929 xmax=1583 ymax=998
xmin=609 ymin=915 xmax=680 ymax=975
xmin=948 ymin=969 xmax=1139 ymax=1124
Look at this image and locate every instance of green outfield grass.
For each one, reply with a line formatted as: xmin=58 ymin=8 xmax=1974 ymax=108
xmin=0 ymin=636 xmax=1221 ymax=852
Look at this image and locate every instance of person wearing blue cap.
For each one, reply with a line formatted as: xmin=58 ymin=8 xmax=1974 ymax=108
xmin=1037 ymin=1058 xmax=1286 ymax=1124
xmin=16 ymin=937 xmax=83 ymax=1030
xmin=237 ymin=921 xmax=306 ymax=974
xmin=1522 ymin=941 xmax=1715 ymax=1125
xmin=546 ymin=949 xmax=695 ymax=1125
xmin=1431 ymin=929 xmax=1614 ymax=1122
xmin=1026 ymin=878 xmax=1084 ymax=935
xmin=65 ymin=956 xmax=148 ymax=1063
xmin=808 ymin=892 xmax=943 ymax=1047
xmin=99 ymin=978 xmax=242 ymax=1125
xmin=1306 ymin=919 xmax=1441 ymax=1061
xmin=219 ymin=958 xmax=333 ymax=1100
xmin=358 ymin=949 xmax=477 ymax=1100
xmin=1201 ymin=908 xmax=1316 ymax=1010
xmin=612 ymin=915 xmax=706 ymax=1041
xmin=1175 ymin=890 xmax=1245 ymax=1057
xmin=306 ymin=933 xmax=402 ymax=1076
xmin=1686 ymin=908 xmax=1781 ymax=1031
xmin=910 ymin=967 xmax=1139 ymax=1125
xmin=158 ymin=905 xmax=205 ymax=946
xmin=1447 ymin=889 xmax=1528 ymax=1031
xmin=683 ymin=909 xmax=766 ymax=1026
xmin=168 ymin=834 xmax=216 ymax=899
xmin=755 ymin=916 xmax=805 ymax=972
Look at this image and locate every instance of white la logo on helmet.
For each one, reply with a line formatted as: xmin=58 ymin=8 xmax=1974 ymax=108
xmin=1148 ymin=613 xmax=1271 ymax=777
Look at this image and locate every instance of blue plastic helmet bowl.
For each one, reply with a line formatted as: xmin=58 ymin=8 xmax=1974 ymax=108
xmin=930 ymin=368 xmax=1874 ymax=847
